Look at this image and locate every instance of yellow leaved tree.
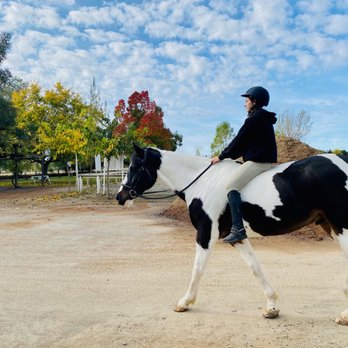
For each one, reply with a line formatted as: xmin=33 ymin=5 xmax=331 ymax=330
xmin=12 ymin=82 xmax=104 ymax=175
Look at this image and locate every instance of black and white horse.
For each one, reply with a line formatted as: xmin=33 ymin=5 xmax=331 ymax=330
xmin=116 ymin=144 xmax=348 ymax=325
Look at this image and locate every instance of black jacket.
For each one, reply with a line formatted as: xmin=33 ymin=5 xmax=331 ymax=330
xmin=218 ymin=108 xmax=277 ymax=163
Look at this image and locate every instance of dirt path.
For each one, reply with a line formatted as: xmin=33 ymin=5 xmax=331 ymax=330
xmin=0 ymin=188 xmax=347 ymax=347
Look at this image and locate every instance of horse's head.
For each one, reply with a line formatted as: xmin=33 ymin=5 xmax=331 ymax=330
xmin=115 ymin=144 xmax=161 ymax=205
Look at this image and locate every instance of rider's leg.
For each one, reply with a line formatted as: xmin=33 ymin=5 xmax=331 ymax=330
xmin=223 ymin=190 xmax=247 ymax=243
xmin=223 ymin=161 xmax=273 ymax=244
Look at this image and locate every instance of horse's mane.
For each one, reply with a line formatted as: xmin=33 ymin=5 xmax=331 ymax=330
xmin=157 ymin=149 xmax=211 ymax=170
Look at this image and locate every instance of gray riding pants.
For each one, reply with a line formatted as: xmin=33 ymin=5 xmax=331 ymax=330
xmin=225 ymin=160 xmax=274 ymax=192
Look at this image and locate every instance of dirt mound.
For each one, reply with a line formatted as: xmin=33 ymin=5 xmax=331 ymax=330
xmin=161 ymin=198 xmax=191 ymax=223
xmin=162 ymin=138 xmax=329 ymax=240
xmin=276 ymin=136 xmax=322 ymax=163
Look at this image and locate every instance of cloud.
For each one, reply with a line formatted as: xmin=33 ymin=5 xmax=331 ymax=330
xmin=336 ymin=0 xmax=348 ymax=10
xmin=191 ymin=5 xmax=241 ymax=41
xmin=145 ymin=20 xmax=201 ymax=40
xmin=297 ymin=0 xmax=332 ymax=15
xmin=84 ymin=29 xmax=126 ymax=44
xmin=66 ymin=3 xmax=148 ymax=34
xmin=67 ymin=6 xmax=117 ymax=26
xmin=2 ymin=2 xmax=61 ymax=30
xmin=325 ymin=14 xmax=348 ymax=35
xmin=245 ymin=0 xmax=291 ymax=34
xmin=207 ymin=0 xmax=241 ymax=16
xmin=8 ymin=29 xmax=75 ymax=72
xmin=156 ymin=41 xmax=198 ymax=63
xmin=2 ymin=0 xmax=348 ymax=154
xmin=22 ymin=0 xmax=75 ymax=5
xmin=291 ymin=51 xmax=315 ymax=70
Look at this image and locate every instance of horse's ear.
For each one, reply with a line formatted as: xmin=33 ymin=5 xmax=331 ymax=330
xmin=133 ymin=143 xmax=145 ymax=159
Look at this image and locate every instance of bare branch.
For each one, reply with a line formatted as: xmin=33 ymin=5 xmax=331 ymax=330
xmin=276 ymin=109 xmax=312 ymax=141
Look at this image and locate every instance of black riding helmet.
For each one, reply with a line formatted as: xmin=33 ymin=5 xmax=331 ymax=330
xmin=241 ymin=86 xmax=270 ymax=107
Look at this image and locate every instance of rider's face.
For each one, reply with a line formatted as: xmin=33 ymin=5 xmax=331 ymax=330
xmin=244 ymin=97 xmax=255 ymax=113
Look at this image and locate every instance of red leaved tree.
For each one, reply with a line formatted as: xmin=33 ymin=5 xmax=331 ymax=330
xmin=113 ymin=91 xmax=182 ymax=155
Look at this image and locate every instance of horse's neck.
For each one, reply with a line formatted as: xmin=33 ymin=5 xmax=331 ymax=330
xmin=157 ymin=150 xmax=211 ymax=191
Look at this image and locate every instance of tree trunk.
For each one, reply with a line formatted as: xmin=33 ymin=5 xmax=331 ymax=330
xmin=11 ymin=158 xmax=19 ymax=188
xmin=106 ymin=159 xmax=110 ymax=197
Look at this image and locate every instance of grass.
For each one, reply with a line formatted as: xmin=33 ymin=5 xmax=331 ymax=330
xmin=0 ymin=175 xmax=80 ymax=188
xmin=0 ymin=175 xmax=120 ymax=193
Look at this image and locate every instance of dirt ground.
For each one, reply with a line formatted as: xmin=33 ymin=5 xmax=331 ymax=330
xmin=0 ymin=187 xmax=348 ymax=348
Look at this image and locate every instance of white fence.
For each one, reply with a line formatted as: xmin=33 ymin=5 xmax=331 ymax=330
xmin=77 ymin=155 xmax=127 ymax=194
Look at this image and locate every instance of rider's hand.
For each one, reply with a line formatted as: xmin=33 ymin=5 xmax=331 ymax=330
xmin=211 ymin=156 xmax=221 ymax=165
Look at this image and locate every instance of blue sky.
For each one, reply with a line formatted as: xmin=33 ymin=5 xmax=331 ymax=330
xmin=1 ymin=0 xmax=348 ymax=155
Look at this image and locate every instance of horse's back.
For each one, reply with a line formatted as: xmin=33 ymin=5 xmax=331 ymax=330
xmin=241 ymin=154 xmax=348 ymax=236
xmin=244 ymin=154 xmax=348 ymax=197
xmin=339 ymin=154 xmax=348 ymax=164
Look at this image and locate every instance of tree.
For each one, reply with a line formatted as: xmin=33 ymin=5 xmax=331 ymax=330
xmin=276 ymin=109 xmax=312 ymax=141
xmin=0 ymin=32 xmax=31 ymax=186
xmin=210 ymin=121 xmax=235 ymax=156
xmin=0 ymin=77 xmax=28 ymax=156
xmin=0 ymin=87 xmax=16 ymax=155
xmin=83 ymin=77 xmax=113 ymax=168
xmin=12 ymin=82 xmax=103 ymax=175
xmin=87 ymin=77 xmax=119 ymax=196
xmin=329 ymin=149 xmax=347 ymax=156
xmin=113 ymin=91 xmax=182 ymax=155
xmin=0 ymin=32 xmax=12 ymax=88
xmin=0 ymin=31 xmax=14 ymax=156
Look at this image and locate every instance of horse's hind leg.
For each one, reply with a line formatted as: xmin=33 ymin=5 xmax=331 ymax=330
xmin=235 ymin=239 xmax=279 ymax=318
xmin=335 ymin=228 xmax=348 ymax=325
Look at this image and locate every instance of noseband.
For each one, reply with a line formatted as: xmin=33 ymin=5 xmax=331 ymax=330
xmin=122 ymin=163 xmax=152 ymax=199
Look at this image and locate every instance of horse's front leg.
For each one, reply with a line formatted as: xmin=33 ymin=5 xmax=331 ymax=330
xmin=336 ymin=275 xmax=348 ymax=325
xmin=235 ymin=239 xmax=279 ymax=318
xmin=175 ymin=234 xmax=217 ymax=312
xmin=335 ymin=229 xmax=348 ymax=325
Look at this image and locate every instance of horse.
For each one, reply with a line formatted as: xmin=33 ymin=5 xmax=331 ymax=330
xmin=115 ymin=144 xmax=348 ymax=325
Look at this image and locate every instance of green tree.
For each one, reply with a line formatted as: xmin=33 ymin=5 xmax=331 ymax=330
xmin=0 ymin=31 xmax=14 ymax=156
xmin=87 ymin=77 xmax=120 ymax=195
xmin=12 ymin=82 xmax=103 ymax=175
xmin=0 ymin=32 xmax=12 ymax=87
xmin=0 ymin=89 xmax=16 ymax=156
xmin=0 ymin=32 xmax=30 ymax=186
xmin=82 ymin=77 xmax=112 ymax=168
xmin=0 ymin=77 xmax=28 ymax=157
xmin=210 ymin=121 xmax=234 ymax=156
xmin=329 ymin=149 xmax=347 ymax=156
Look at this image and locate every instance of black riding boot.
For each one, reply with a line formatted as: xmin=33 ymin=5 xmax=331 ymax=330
xmin=223 ymin=190 xmax=247 ymax=243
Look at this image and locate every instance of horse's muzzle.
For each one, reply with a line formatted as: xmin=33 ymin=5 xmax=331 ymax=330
xmin=115 ymin=192 xmax=126 ymax=205
xmin=116 ymin=188 xmax=138 ymax=205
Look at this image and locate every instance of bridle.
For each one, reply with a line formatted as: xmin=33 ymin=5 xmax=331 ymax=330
xmin=121 ymin=149 xmax=212 ymax=200
xmin=121 ymin=162 xmax=152 ymax=199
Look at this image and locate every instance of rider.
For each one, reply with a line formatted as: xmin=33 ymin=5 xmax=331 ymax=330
xmin=211 ymin=86 xmax=277 ymax=243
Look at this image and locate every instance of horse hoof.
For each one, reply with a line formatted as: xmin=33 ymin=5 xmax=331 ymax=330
xmin=263 ymin=308 xmax=280 ymax=319
xmin=174 ymin=305 xmax=188 ymax=312
xmin=335 ymin=316 xmax=348 ymax=325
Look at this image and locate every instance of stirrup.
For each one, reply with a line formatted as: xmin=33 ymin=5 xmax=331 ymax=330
xmin=223 ymin=228 xmax=247 ymax=244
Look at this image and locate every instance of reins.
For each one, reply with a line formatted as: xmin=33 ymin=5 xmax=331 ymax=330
xmin=138 ymin=163 xmax=213 ymax=200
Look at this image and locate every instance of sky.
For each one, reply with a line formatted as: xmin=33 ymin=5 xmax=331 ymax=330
xmin=1 ymin=0 xmax=348 ymax=156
